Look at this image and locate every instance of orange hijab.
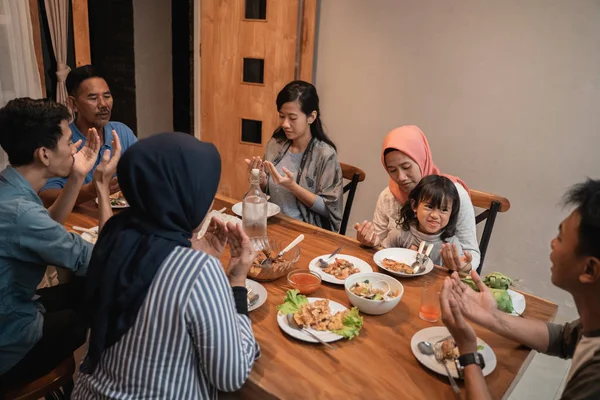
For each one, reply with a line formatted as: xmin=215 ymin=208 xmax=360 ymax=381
xmin=381 ymin=125 xmax=469 ymax=204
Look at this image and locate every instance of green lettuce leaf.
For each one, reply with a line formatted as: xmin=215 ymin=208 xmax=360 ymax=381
xmin=331 ymin=307 xmax=364 ymax=340
xmin=276 ymin=289 xmax=308 ymax=315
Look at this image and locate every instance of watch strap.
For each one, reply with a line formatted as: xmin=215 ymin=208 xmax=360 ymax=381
xmin=458 ymin=352 xmax=485 ymax=370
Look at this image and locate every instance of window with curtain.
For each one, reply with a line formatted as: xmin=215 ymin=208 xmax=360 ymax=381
xmin=0 ymin=0 xmax=43 ymax=171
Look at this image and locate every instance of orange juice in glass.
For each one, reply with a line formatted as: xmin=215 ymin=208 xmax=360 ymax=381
xmin=419 ymin=281 xmax=441 ymax=322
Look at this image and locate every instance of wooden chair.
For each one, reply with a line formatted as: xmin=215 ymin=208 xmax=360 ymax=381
xmin=3 ymin=356 xmax=75 ymax=400
xmin=339 ymin=163 xmax=366 ymax=235
xmin=469 ymin=189 xmax=511 ymax=274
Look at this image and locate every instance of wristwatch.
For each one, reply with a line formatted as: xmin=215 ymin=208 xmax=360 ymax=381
xmin=458 ymin=352 xmax=486 ymax=370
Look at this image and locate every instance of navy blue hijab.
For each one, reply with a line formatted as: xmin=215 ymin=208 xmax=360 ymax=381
xmin=81 ymin=132 xmax=221 ymax=373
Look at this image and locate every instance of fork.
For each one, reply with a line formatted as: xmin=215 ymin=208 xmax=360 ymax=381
xmin=434 ymin=342 xmax=461 ymax=398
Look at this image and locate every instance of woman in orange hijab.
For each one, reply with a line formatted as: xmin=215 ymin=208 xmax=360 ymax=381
xmin=354 ymin=126 xmax=480 ymax=271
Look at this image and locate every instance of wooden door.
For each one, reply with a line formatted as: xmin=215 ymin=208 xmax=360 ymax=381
xmin=200 ymin=0 xmax=316 ymax=199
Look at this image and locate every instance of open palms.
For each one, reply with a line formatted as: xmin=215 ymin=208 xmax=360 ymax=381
xmin=72 ymin=128 xmax=101 ymax=178
xmin=448 ymin=270 xmax=499 ymax=328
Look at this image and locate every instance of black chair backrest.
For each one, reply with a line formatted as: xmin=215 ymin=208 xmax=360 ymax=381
xmin=339 ymin=163 xmax=366 ymax=235
xmin=470 ymin=190 xmax=510 ymax=274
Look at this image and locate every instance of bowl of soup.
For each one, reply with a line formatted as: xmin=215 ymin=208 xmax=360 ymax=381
xmin=287 ymin=269 xmax=321 ymax=295
xmin=344 ymin=272 xmax=404 ymax=315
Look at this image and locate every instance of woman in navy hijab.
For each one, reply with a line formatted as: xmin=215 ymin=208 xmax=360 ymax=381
xmin=73 ymin=132 xmax=260 ymax=400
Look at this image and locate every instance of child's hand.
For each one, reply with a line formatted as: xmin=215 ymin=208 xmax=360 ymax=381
xmin=354 ymin=221 xmax=380 ymax=247
xmin=441 ymin=243 xmax=472 ymax=271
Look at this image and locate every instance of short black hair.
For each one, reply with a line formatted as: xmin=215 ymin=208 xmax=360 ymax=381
xmin=0 ymin=97 xmax=71 ymax=166
xmin=398 ymin=175 xmax=461 ymax=240
xmin=66 ymin=64 xmax=105 ymax=96
xmin=564 ymin=179 xmax=600 ymax=260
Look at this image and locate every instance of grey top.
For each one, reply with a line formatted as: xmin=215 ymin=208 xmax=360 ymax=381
xmin=267 ymin=150 xmax=327 ymax=221
xmin=385 ymin=222 xmax=462 ymax=266
xmin=545 ymin=319 xmax=600 ymax=400
xmin=264 ymin=137 xmax=343 ymax=232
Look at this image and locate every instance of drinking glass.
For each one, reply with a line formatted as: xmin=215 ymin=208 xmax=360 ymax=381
xmin=419 ymin=280 xmax=441 ymax=322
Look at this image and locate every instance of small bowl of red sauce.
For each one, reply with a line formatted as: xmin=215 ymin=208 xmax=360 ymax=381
xmin=287 ymin=269 xmax=321 ymax=295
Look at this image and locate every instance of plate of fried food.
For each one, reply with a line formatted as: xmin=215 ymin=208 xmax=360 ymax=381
xmin=276 ymin=290 xmax=363 ymax=343
xmin=308 ymin=255 xmax=373 ymax=285
xmin=411 ymin=326 xmax=497 ymax=379
xmin=373 ymin=248 xmax=434 ymax=277
xmin=95 ymin=191 xmax=129 ymax=208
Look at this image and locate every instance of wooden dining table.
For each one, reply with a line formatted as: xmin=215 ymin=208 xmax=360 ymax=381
xmin=65 ymin=194 xmax=558 ymax=400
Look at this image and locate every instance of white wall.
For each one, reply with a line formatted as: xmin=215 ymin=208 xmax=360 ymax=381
xmin=315 ymin=0 xmax=600 ymax=319
xmin=133 ymin=0 xmax=174 ymax=138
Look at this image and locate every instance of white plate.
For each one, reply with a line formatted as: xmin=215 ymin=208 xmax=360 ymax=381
xmin=95 ymin=197 xmax=129 ymax=209
xmin=80 ymin=226 xmax=99 ymax=244
xmin=232 ymin=202 xmax=280 ymax=218
xmin=246 ymin=279 xmax=267 ymax=312
xmin=277 ymin=298 xmax=347 ymax=343
xmin=373 ymin=248 xmax=434 ymax=277
xmin=308 ymin=254 xmax=373 ymax=285
xmin=508 ymin=289 xmax=526 ymax=316
xmin=411 ymin=326 xmax=497 ymax=379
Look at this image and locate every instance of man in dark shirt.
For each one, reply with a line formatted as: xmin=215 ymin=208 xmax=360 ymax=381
xmin=440 ymin=179 xmax=600 ymax=400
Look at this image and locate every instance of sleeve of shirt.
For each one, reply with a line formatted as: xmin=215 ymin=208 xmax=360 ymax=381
xmin=314 ymin=152 xmax=344 ymax=231
xmin=309 ymin=195 xmax=329 ymax=217
xmin=454 ymin=183 xmax=481 ymax=270
xmin=39 ymin=176 xmax=67 ymax=191
xmin=373 ymin=189 xmax=392 ymax=244
xmin=17 ymin=204 xmax=93 ymax=276
xmin=185 ymin=258 xmax=260 ymax=392
xmin=545 ymin=319 xmax=583 ymax=359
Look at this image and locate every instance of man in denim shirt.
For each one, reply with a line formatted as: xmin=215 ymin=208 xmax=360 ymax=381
xmin=0 ymin=98 xmax=120 ymax=387
xmin=39 ymin=65 xmax=137 ymax=207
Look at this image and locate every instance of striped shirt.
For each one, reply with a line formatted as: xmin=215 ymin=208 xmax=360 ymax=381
xmin=72 ymin=247 xmax=260 ymax=399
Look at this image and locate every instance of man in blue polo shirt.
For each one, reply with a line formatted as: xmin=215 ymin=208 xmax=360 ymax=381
xmin=39 ymin=65 xmax=137 ymax=207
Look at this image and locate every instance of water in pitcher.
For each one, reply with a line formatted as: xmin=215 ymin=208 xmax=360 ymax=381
xmin=242 ymin=169 xmax=268 ymax=241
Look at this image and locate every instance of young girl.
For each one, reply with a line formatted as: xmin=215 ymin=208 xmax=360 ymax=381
xmin=389 ymin=175 xmax=468 ymax=270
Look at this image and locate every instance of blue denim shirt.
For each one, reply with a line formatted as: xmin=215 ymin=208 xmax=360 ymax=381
xmin=0 ymin=167 xmax=93 ymax=374
xmin=41 ymin=120 xmax=137 ymax=191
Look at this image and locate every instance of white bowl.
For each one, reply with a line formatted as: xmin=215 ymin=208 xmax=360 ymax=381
xmin=344 ymin=272 xmax=404 ymax=315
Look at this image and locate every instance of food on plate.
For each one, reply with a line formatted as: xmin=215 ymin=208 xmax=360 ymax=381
xmin=109 ymin=191 xmax=128 ymax=207
xmin=349 ymin=280 xmax=399 ymax=301
xmin=439 ymin=337 xmax=484 ymax=360
xmin=322 ymin=258 xmax=360 ymax=279
xmin=441 ymin=337 xmax=459 ymax=360
xmin=250 ymin=249 xmax=286 ymax=275
xmin=276 ymin=290 xmax=363 ymax=339
xmin=382 ymin=258 xmax=414 ymax=274
xmin=462 ymin=272 xmax=516 ymax=313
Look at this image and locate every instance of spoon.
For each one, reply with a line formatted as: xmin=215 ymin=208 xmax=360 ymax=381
xmin=286 ymin=314 xmax=336 ymax=350
xmin=260 ymin=234 xmax=305 ymax=267
xmin=413 ymin=244 xmax=434 ymax=274
xmin=318 ymin=247 xmax=343 ymax=268
xmin=411 ymin=241 xmax=426 ymax=272
xmin=371 ymin=280 xmax=392 ymax=301
xmin=417 ymin=340 xmax=434 ymax=355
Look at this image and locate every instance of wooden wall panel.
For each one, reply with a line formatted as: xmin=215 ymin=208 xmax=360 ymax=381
xmin=201 ymin=0 xmax=308 ymax=199
xmin=299 ymin=0 xmax=317 ymax=83
xmin=72 ymin=0 xmax=91 ymax=66
xmin=28 ymin=0 xmax=46 ymax=94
